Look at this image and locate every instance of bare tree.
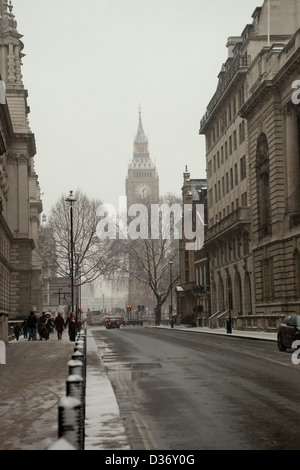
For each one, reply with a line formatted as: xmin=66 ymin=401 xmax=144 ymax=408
xmin=42 ymin=190 xmax=113 ymax=289
xmin=108 ymin=193 xmax=181 ymax=325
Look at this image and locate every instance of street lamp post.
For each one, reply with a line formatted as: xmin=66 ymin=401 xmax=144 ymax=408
xmin=169 ymin=261 xmax=173 ymax=325
xmin=66 ymin=191 xmax=76 ymax=318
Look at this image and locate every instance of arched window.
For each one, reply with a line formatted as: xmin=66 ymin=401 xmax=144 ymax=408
xmin=218 ymin=276 xmax=225 ymax=311
xmin=256 ymin=133 xmax=271 ymax=237
xmin=235 ymin=271 xmax=243 ymax=316
xmin=245 ymin=273 xmax=252 ymax=315
xmin=211 ymin=280 xmax=217 ymax=314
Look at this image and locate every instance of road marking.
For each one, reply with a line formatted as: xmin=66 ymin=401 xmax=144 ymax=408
xmin=131 ymin=410 xmax=158 ymax=450
xmin=131 ymin=411 xmax=151 ymax=450
xmin=137 ymin=411 xmax=158 ymax=449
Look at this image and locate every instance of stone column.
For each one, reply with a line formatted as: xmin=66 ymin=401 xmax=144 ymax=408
xmin=286 ymin=105 xmax=300 ymax=213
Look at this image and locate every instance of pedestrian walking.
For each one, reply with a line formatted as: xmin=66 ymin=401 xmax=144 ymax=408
xmin=38 ymin=312 xmax=47 ymax=340
xmin=21 ymin=319 xmax=28 ymax=339
xmin=13 ymin=324 xmax=21 ymax=341
xmin=44 ymin=313 xmax=53 ymax=340
xmin=27 ymin=311 xmax=37 ymax=341
xmin=54 ymin=312 xmax=65 ymax=340
xmin=66 ymin=313 xmax=78 ymax=342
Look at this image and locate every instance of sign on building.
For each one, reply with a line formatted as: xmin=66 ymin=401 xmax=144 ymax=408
xmin=49 ymin=277 xmax=72 ymax=306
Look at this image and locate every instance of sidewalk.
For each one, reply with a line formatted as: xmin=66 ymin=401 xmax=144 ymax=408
xmin=0 ymin=328 xmax=129 ymax=450
xmin=153 ymin=325 xmax=278 ymax=341
xmin=0 ymin=325 xmax=277 ymax=450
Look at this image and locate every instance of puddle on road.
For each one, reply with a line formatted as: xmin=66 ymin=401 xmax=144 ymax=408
xmin=97 ymin=335 xmax=162 ymax=383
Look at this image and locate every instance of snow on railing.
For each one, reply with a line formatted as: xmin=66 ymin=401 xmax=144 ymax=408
xmin=48 ymin=325 xmax=87 ymax=450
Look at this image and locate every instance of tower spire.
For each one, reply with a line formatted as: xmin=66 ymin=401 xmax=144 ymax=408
xmin=135 ymin=104 xmax=147 ymax=143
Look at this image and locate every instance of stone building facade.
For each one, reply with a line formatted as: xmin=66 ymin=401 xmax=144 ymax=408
xmin=176 ymin=167 xmax=208 ymax=326
xmin=240 ymin=28 xmax=300 ymax=327
xmin=199 ymin=0 xmax=300 ymax=330
xmin=0 ymin=1 xmax=43 ymax=341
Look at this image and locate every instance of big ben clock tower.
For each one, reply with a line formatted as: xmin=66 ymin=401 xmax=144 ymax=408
xmin=125 ymin=108 xmax=159 ymax=317
xmin=126 ymin=107 xmax=159 ymax=206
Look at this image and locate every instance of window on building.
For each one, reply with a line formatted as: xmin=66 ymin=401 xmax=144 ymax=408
xmin=207 ymin=160 xmax=212 ymax=178
xmin=240 ymin=155 xmax=246 ymax=180
xmin=256 ymin=133 xmax=271 ymax=237
xmin=239 ymin=85 xmax=245 ymax=108
xmin=241 ymin=192 xmax=247 ymax=206
xmin=234 ymin=163 xmax=238 ymax=186
xmin=263 ymin=258 xmax=274 ymax=301
xmin=239 ymin=120 xmax=245 ymax=144
xmin=233 ymin=96 xmax=236 ymax=116
xmin=229 ymin=136 xmax=233 ymax=155
xmin=243 ymin=232 xmax=249 ymax=255
xmin=185 ymin=251 xmax=190 ymax=282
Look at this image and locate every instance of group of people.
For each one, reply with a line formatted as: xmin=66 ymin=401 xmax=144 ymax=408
xmin=13 ymin=312 xmax=79 ymax=342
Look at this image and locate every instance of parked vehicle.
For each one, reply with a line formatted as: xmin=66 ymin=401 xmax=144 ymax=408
xmin=277 ymin=314 xmax=300 ymax=351
xmin=105 ymin=317 xmax=120 ymax=329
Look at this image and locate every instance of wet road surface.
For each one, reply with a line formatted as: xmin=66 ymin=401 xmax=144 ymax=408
xmin=92 ymin=326 xmax=300 ymax=450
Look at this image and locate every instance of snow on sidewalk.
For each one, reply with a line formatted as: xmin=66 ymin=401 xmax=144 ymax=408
xmin=84 ymin=329 xmax=130 ymax=450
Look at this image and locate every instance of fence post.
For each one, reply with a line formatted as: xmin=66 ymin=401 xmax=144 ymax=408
xmin=68 ymin=359 xmax=83 ymax=377
xmin=47 ymin=325 xmax=87 ymax=450
xmin=66 ymin=374 xmax=85 ymax=450
xmin=57 ymin=396 xmax=82 ymax=450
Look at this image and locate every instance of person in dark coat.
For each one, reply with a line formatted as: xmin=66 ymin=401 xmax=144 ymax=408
xmin=13 ymin=324 xmax=21 ymax=341
xmin=66 ymin=314 xmax=78 ymax=342
xmin=44 ymin=313 xmax=53 ymax=339
xmin=38 ymin=312 xmax=47 ymax=340
xmin=54 ymin=312 xmax=65 ymax=340
xmin=21 ymin=319 xmax=28 ymax=339
xmin=27 ymin=311 xmax=37 ymax=341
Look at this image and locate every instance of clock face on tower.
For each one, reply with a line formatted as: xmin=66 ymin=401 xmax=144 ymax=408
xmin=135 ymin=183 xmax=151 ymax=199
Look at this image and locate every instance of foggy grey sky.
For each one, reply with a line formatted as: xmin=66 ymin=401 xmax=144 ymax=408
xmin=13 ymin=0 xmax=262 ymax=216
